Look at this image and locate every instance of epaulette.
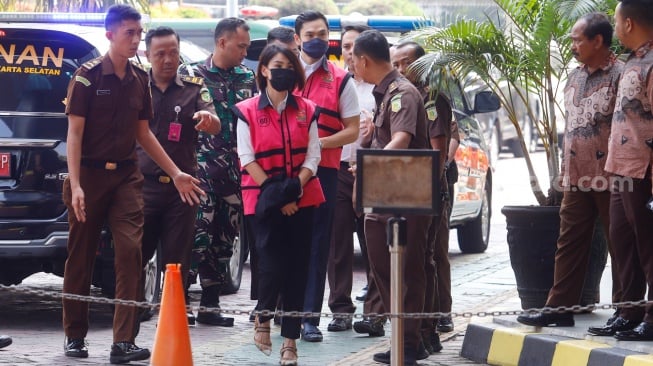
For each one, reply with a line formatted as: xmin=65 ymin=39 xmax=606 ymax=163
xmin=180 ymin=75 xmax=204 ymax=86
xmin=81 ymin=57 xmax=102 ymax=71
xmin=130 ymin=60 xmax=148 ymax=73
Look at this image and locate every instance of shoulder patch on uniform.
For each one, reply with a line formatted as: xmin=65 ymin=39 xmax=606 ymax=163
xmin=130 ymin=60 xmax=147 ymax=73
xmin=75 ymin=75 xmax=91 ymax=87
xmin=180 ymin=75 xmax=204 ymax=86
xmin=81 ymin=58 xmax=101 ymax=71
xmin=425 ymin=100 xmax=438 ymax=121
xmin=391 ymin=94 xmax=402 ymax=112
xmin=200 ymin=87 xmax=212 ymax=103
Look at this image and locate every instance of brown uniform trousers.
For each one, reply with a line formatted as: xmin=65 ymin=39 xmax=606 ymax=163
xmin=610 ymin=177 xmax=651 ymax=322
xmin=62 ymin=165 xmax=144 ymax=342
xmin=141 ymin=178 xmax=197 ymax=290
xmin=328 ymin=162 xmax=368 ymax=314
xmin=546 ymin=189 xmax=621 ymax=307
xmin=365 ymin=213 xmax=430 ymax=351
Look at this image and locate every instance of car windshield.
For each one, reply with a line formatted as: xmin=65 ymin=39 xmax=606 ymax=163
xmin=0 ymin=33 xmax=93 ymax=139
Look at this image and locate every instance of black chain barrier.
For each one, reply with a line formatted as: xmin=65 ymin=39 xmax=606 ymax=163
xmin=1 ymin=283 xmax=647 ymax=320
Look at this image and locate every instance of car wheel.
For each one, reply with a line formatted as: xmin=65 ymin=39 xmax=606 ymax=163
xmin=143 ymin=249 xmax=162 ymax=304
xmin=222 ymin=215 xmax=250 ymax=295
xmin=139 ymin=248 xmax=162 ymax=322
xmin=457 ymin=181 xmax=491 ymax=253
xmin=488 ymin=122 xmax=501 ymax=167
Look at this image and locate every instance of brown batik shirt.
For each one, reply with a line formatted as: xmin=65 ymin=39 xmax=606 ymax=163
xmin=562 ymin=52 xmax=623 ymax=190
xmin=605 ymin=41 xmax=653 ymax=179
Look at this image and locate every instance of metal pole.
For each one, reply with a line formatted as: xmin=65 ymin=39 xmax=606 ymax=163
xmin=388 ymin=216 xmax=406 ymax=365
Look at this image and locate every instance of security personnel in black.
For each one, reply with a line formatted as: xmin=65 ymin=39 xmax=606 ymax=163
xmin=139 ymin=26 xmax=221 ymax=323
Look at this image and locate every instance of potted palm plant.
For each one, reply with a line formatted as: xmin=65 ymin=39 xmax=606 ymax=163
xmin=409 ymin=0 xmax=616 ymax=309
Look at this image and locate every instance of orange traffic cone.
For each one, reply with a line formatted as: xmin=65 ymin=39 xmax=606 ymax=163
xmin=151 ymin=263 xmax=193 ymax=366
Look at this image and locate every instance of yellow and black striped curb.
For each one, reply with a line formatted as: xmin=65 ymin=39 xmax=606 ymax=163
xmin=462 ymin=323 xmax=653 ymax=366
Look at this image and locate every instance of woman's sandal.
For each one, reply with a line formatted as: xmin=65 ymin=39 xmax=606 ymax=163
xmin=254 ymin=317 xmax=272 ymax=356
xmin=280 ymin=345 xmax=298 ymax=366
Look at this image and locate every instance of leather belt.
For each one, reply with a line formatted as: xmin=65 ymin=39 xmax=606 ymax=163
xmin=80 ymin=158 xmax=134 ymax=170
xmin=144 ymin=174 xmax=172 ymax=184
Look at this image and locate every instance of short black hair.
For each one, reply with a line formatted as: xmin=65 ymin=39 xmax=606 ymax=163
xmin=104 ymin=4 xmax=141 ymax=31
xmin=256 ymin=44 xmax=306 ymax=92
xmin=394 ymin=41 xmax=425 ymax=59
xmin=145 ymin=26 xmax=179 ymax=50
xmin=618 ymin=0 xmax=653 ymax=29
xmin=341 ymin=25 xmax=371 ymax=41
xmin=214 ymin=17 xmax=250 ymax=41
xmin=579 ymin=12 xmax=613 ymax=47
xmin=267 ymin=26 xmax=295 ymax=44
xmin=295 ymin=11 xmax=329 ymax=35
xmin=353 ymin=30 xmax=390 ymax=63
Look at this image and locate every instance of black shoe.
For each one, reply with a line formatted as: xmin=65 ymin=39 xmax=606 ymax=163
xmin=0 ymin=335 xmax=11 ymax=349
xmin=588 ymin=316 xmax=639 ymax=336
xmin=327 ymin=317 xmax=353 ymax=332
xmin=353 ymin=317 xmax=385 ymax=337
xmin=437 ymin=315 xmax=454 ymax=332
xmin=372 ymin=349 xmax=418 ymax=366
xmin=301 ymin=323 xmax=323 ymax=342
xmin=417 ymin=341 xmax=430 ymax=360
xmin=109 ymin=342 xmax=150 ymax=364
xmin=355 ymin=285 xmax=368 ymax=302
xmin=196 ymin=311 xmax=234 ymax=327
xmin=187 ymin=311 xmax=196 ymax=326
xmin=64 ymin=337 xmax=88 ymax=358
xmin=606 ymin=309 xmax=619 ymax=326
xmin=517 ymin=312 xmax=574 ymax=327
xmin=429 ymin=332 xmax=443 ymax=353
xmin=615 ymin=322 xmax=653 ymax=341
xmin=139 ymin=308 xmax=154 ymax=322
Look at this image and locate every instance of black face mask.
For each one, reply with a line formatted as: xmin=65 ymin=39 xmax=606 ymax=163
xmin=269 ymin=68 xmax=296 ymax=92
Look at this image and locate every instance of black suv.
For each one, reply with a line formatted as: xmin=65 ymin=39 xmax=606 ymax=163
xmin=0 ymin=14 xmax=244 ymax=301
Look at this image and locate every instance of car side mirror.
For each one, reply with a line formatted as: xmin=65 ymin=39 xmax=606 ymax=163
xmin=474 ymin=91 xmax=500 ymax=114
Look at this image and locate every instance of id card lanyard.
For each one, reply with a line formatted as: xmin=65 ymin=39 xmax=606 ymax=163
xmin=168 ymin=105 xmax=182 ymax=142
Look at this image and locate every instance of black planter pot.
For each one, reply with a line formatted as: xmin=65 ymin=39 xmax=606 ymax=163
xmin=502 ymin=205 xmax=607 ymax=310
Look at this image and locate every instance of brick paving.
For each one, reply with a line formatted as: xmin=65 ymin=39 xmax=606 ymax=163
xmin=0 ymin=151 xmax=545 ymax=365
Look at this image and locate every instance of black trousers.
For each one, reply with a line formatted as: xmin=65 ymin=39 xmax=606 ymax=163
xmin=250 ymin=207 xmax=314 ymax=339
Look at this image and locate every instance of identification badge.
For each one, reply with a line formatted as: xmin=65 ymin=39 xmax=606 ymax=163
xmin=168 ymin=122 xmax=182 ymax=142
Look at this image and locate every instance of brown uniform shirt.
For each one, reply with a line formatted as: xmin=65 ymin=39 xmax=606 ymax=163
xmin=137 ymin=74 xmax=215 ymax=176
xmin=422 ymin=89 xmax=453 ymax=151
xmin=605 ymin=41 xmax=653 ymax=179
xmin=562 ymin=53 xmax=623 ymax=189
xmin=371 ymin=69 xmax=429 ymax=150
xmin=65 ymin=55 xmax=153 ymax=161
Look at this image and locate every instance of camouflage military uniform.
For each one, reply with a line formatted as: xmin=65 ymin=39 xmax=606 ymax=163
xmin=182 ymin=58 xmax=256 ymax=287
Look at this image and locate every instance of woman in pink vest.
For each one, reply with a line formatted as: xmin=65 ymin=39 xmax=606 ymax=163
xmin=234 ymin=44 xmax=325 ymax=366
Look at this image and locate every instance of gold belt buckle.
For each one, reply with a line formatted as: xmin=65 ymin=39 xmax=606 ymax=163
xmin=105 ymin=162 xmax=117 ymax=170
xmin=158 ymin=175 xmax=171 ymax=184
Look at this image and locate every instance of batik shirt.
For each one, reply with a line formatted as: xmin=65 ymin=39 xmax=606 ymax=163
xmin=605 ymin=41 xmax=653 ymax=179
xmin=561 ymin=52 xmax=623 ymax=190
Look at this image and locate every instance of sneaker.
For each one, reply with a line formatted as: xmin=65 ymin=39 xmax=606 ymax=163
xmin=109 ymin=342 xmax=150 ymax=364
xmin=187 ymin=311 xmax=196 ymax=326
xmin=64 ymin=337 xmax=88 ymax=358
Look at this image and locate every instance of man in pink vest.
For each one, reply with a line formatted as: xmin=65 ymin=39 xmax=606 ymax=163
xmin=293 ymin=11 xmax=360 ymax=342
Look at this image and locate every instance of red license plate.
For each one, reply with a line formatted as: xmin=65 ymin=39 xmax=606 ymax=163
xmin=0 ymin=152 xmax=11 ymax=177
